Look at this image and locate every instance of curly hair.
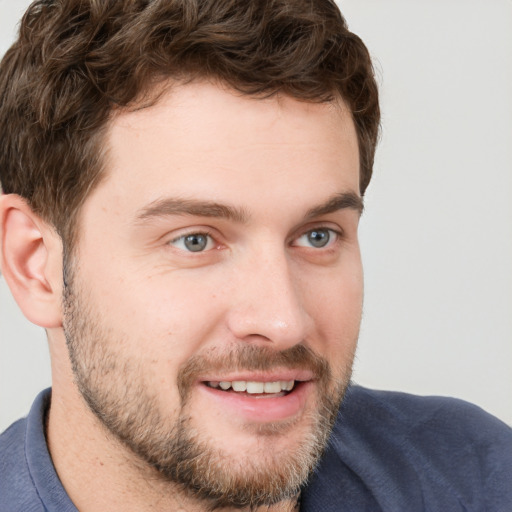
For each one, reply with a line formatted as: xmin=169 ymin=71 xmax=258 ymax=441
xmin=0 ymin=0 xmax=379 ymax=247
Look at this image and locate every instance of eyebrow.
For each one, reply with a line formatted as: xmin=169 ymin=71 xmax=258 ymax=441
xmin=136 ymin=197 xmax=249 ymax=223
xmin=135 ymin=191 xmax=363 ymax=224
xmin=304 ymin=191 xmax=364 ymax=219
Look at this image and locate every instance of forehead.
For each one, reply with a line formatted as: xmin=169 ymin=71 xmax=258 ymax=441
xmin=89 ymin=81 xmax=360 ymax=220
xmin=111 ymin=81 xmax=356 ymax=146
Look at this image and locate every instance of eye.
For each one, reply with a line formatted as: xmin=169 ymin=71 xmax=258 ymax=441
xmin=294 ymin=228 xmax=338 ymax=249
xmin=169 ymin=232 xmax=215 ymax=252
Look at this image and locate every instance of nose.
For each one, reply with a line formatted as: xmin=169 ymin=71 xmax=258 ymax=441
xmin=226 ymin=248 xmax=312 ymax=350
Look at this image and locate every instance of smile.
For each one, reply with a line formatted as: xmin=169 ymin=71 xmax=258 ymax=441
xmin=206 ymin=380 xmax=295 ymax=394
xmin=198 ymin=375 xmax=314 ymax=422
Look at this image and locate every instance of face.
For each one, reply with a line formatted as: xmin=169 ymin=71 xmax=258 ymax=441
xmin=63 ymin=82 xmax=363 ymax=509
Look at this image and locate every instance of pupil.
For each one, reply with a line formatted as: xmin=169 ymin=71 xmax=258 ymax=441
xmin=308 ymin=229 xmax=329 ymax=248
xmin=184 ymin=234 xmax=207 ymax=252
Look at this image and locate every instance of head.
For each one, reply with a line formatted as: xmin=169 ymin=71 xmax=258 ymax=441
xmin=0 ymin=0 xmax=378 ymax=249
xmin=0 ymin=0 xmax=379 ymax=509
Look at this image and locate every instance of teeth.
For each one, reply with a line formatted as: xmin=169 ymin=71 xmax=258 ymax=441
xmin=281 ymin=380 xmax=294 ymax=391
xmin=232 ymin=381 xmax=247 ymax=392
xmin=246 ymin=381 xmax=264 ymax=394
xmin=263 ymin=381 xmax=281 ymax=393
xmin=208 ymin=380 xmax=295 ymax=393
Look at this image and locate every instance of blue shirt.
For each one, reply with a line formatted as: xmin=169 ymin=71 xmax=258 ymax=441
xmin=1 ymin=386 xmax=511 ymax=511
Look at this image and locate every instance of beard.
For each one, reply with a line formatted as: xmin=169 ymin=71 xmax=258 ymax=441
xmin=62 ymin=269 xmax=354 ymax=510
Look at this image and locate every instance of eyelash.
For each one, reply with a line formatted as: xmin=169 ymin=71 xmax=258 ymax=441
xmin=169 ymin=229 xmax=217 ymax=252
xmin=168 ymin=226 xmax=343 ymax=253
xmin=293 ymin=227 xmax=342 ymax=249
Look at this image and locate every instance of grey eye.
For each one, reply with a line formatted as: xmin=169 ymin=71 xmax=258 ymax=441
xmin=307 ymin=229 xmax=330 ymax=248
xmin=183 ymin=234 xmax=209 ymax=252
xmin=170 ymin=233 xmax=214 ymax=252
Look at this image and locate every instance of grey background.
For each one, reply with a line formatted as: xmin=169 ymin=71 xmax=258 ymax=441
xmin=1 ymin=0 xmax=511 ymax=431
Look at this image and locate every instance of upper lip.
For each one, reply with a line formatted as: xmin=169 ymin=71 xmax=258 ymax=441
xmin=198 ymin=369 xmax=316 ymax=383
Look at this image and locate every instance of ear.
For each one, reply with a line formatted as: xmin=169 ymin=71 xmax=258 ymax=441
xmin=0 ymin=194 xmax=63 ymax=328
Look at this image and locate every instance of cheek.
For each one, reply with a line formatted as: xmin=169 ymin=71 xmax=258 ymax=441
xmin=301 ymin=261 xmax=363 ymax=357
xmin=138 ymin=271 xmax=227 ymax=338
xmin=74 ymin=271 xmax=197 ymax=390
xmin=82 ymin=253 xmax=219 ymax=339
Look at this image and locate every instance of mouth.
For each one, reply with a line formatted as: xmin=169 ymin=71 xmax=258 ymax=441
xmin=204 ymin=379 xmax=297 ymax=397
xmin=199 ymin=377 xmax=312 ymax=422
xmin=193 ymin=367 xmax=317 ymax=423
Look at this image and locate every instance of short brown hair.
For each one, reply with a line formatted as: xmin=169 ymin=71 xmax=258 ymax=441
xmin=0 ymin=0 xmax=379 ymax=247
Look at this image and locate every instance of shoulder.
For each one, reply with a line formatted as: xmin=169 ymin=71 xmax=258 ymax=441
xmin=302 ymin=386 xmax=512 ymax=512
xmin=0 ymin=391 xmax=51 ymax=512
xmin=0 ymin=416 xmax=44 ymax=511
xmin=338 ymin=385 xmax=512 ymax=443
xmin=0 ymin=415 xmax=28 ymax=470
xmin=338 ymin=385 xmax=512 ymax=461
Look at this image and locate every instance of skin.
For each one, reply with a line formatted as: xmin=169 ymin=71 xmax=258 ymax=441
xmin=0 ymin=81 xmax=363 ymax=511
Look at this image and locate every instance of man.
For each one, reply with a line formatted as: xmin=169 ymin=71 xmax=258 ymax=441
xmin=0 ymin=1 xmax=510 ymax=511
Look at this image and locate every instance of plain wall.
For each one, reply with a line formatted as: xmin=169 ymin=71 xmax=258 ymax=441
xmin=1 ymin=0 xmax=511 ymax=432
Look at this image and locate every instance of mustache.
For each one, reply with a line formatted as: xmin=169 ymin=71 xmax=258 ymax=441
xmin=177 ymin=344 xmax=331 ymax=403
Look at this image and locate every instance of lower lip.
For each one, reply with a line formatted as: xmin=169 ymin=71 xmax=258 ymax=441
xmin=198 ymin=381 xmax=313 ymax=423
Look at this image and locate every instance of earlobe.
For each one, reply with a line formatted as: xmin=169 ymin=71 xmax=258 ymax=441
xmin=0 ymin=194 xmax=63 ymax=328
